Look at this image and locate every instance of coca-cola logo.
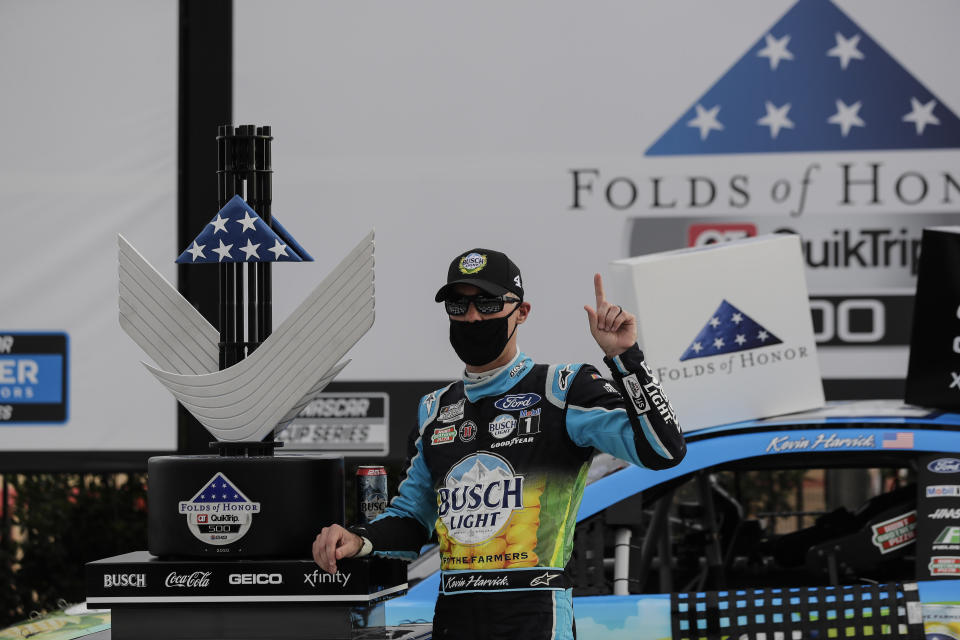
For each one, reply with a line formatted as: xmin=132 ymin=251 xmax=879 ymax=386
xmin=929 ymin=458 xmax=960 ymax=474
xmin=493 ymin=393 xmax=541 ymax=411
xmin=165 ymin=571 xmax=212 ymax=588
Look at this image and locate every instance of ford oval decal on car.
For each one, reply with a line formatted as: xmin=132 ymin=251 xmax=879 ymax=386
xmin=928 ymin=458 xmax=960 ymax=473
xmin=493 ymin=393 xmax=541 ymax=411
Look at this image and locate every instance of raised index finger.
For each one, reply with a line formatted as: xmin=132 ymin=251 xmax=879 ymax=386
xmin=594 ymin=273 xmax=606 ymax=308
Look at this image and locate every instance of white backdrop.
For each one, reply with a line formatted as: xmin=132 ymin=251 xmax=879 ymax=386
xmin=1 ymin=1 xmax=957 ymax=454
xmin=0 ymin=1 xmax=177 ymax=451
xmin=234 ymin=0 xmax=960 ymax=384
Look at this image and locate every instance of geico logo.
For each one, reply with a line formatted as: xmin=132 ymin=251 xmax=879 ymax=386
xmin=103 ymin=573 xmax=146 ymax=588
xmin=228 ymin=573 xmax=283 ymax=585
xmin=299 ymin=397 xmax=370 ymax=418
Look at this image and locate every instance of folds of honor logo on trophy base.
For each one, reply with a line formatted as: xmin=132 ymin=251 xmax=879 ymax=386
xmin=85 ymin=125 xmax=407 ymax=640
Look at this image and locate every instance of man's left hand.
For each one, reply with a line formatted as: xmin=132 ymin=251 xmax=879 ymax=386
xmin=584 ymin=273 xmax=637 ymax=358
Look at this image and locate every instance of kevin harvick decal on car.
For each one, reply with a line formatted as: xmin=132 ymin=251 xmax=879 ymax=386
xmin=870 ymin=510 xmax=917 ymax=554
xmin=439 ymin=399 xmax=465 ymax=423
xmin=431 ymin=426 xmax=457 ymax=446
xmin=178 ymin=473 xmax=260 ymax=546
xmin=493 ymin=393 xmax=541 ymax=411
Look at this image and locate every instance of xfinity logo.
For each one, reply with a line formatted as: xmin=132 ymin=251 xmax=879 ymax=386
xmin=229 ymin=573 xmax=283 ymax=585
xmin=929 ymin=458 xmax=960 ymax=474
xmin=103 ymin=573 xmax=146 ymax=588
xmin=303 ymin=569 xmax=351 ymax=588
xmin=165 ymin=571 xmax=211 ymax=588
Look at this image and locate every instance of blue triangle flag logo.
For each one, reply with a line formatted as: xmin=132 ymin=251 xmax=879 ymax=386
xmin=647 ymin=0 xmax=960 ymax=155
xmin=189 ymin=472 xmax=250 ymax=504
xmin=176 ymin=195 xmax=313 ymax=264
xmin=680 ymin=300 xmax=782 ymax=361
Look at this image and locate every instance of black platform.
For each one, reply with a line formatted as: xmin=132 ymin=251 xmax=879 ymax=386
xmin=86 ymin=552 xmax=408 ymax=640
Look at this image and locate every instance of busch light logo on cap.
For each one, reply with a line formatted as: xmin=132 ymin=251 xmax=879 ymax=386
xmin=459 ymin=252 xmax=487 ymax=274
xmin=488 ymin=414 xmax=517 ymax=439
xmin=493 ymin=393 xmax=541 ymax=411
xmin=929 ymin=458 xmax=960 ymax=474
xmin=437 ymin=453 xmax=524 ymax=546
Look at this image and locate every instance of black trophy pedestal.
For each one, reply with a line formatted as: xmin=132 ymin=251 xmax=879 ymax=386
xmin=86 ymin=552 xmax=407 ymax=640
xmin=148 ymin=454 xmax=344 ymax=558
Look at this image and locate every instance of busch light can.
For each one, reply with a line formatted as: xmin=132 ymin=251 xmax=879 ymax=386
xmin=356 ymin=465 xmax=388 ymax=524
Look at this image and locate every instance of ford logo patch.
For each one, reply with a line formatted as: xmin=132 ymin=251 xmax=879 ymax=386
xmin=494 ymin=393 xmax=541 ymax=411
xmin=928 ymin=458 xmax=960 ymax=474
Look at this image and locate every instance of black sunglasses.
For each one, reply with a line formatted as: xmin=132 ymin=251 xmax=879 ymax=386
xmin=443 ymin=294 xmax=521 ymax=316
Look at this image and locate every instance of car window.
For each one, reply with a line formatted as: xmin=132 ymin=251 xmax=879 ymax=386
xmin=568 ymin=461 xmax=917 ymax=596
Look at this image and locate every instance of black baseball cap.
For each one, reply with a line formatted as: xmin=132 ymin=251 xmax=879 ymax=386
xmin=434 ymin=248 xmax=524 ymax=301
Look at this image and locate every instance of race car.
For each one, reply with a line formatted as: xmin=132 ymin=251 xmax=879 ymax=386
xmin=383 ymin=400 xmax=960 ymax=640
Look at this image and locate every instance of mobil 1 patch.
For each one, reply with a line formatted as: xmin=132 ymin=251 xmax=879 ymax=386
xmin=0 ymin=333 xmax=69 ymax=424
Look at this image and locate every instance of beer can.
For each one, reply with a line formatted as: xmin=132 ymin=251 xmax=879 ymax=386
xmin=356 ymin=465 xmax=388 ymax=524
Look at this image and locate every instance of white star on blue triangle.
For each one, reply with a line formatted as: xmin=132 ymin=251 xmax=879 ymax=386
xmin=680 ymin=300 xmax=782 ymax=361
xmin=647 ymin=0 xmax=960 ymax=155
xmin=189 ymin=473 xmax=249 ymax=503
xmin=176 ymin=195 xmax=314 ymax=264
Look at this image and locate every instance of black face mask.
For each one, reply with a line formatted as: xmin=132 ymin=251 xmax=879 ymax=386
xmin=449 ymin=304 xmax=520 ymax=367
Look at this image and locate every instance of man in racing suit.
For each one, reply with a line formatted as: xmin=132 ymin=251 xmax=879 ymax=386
xmin=313 ymin=248 xmax=686 ymax=640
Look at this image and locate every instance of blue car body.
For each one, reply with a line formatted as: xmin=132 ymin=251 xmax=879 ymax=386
xmin=384 ymin=401 xmax=960 ymax=639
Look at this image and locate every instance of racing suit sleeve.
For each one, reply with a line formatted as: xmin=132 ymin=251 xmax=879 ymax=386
xmin=565 ymin=344 xmax=686 ymax=470
xmin=350 ymin=411 xmax=438 ymax=555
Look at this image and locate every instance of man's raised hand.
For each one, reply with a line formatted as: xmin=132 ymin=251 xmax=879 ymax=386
xmin=584 ymin=273 xmax=637 ymax=358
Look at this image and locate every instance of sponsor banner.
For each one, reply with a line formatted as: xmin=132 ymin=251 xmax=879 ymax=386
xmin=917 ymin=453 xmax=960 ymax=579
xmin=0 ymin=333 xmax=68 ymax=424
xmin=86 ymin=554 xmax=407 ymax=602
xmin=906 ymin=229 xmax=960 ymax=410
xmin=275 ymin=392 xmax=389 ymax=455
xmin=627 ymin=214 xmax=959 ymax=383
xmin=610 ymin=235 xmax=823 ymax=430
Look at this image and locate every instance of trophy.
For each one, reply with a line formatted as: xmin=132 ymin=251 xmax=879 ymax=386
xmin=86 ymin=126 xmax=406 ymax=640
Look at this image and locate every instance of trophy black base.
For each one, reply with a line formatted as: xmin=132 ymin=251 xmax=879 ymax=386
xmin=87 ymin=552 xmax=408 ymax=640
xmin=148 ymin=454 xmax=344 ymax=558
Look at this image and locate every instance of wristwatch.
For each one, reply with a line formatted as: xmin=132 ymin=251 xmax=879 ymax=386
xmin=347 ymin=525 xmax=374 ymax=557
